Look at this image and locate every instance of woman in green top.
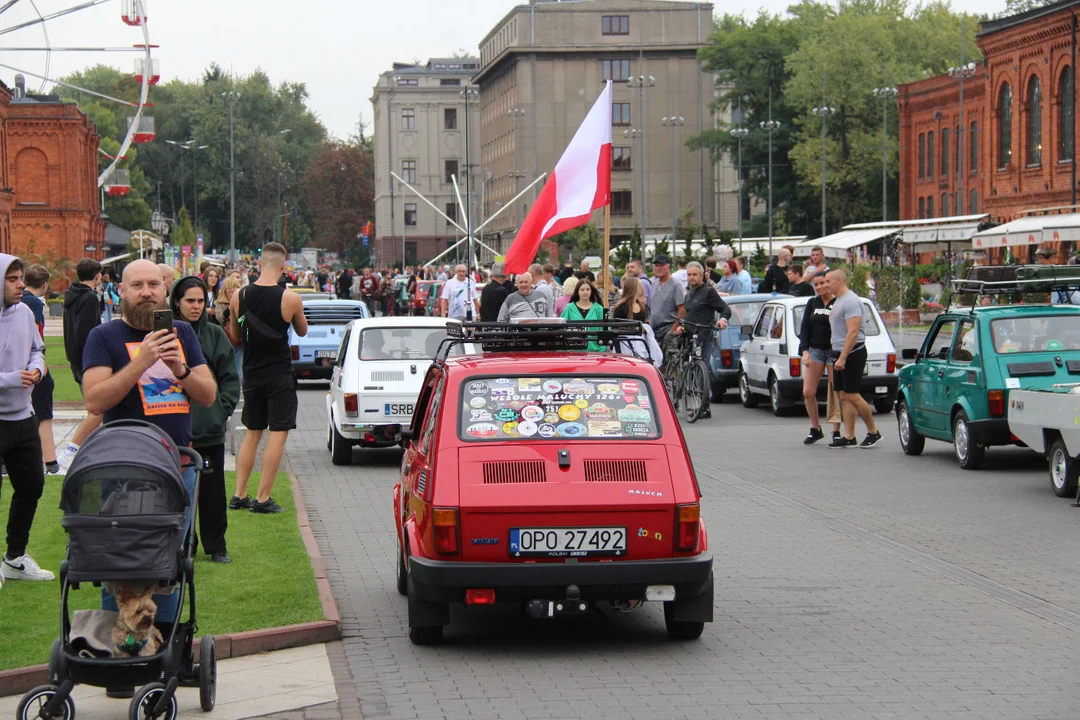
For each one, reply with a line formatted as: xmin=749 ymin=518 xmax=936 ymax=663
xmin=560 ymin=278 xmax=606 ymax=351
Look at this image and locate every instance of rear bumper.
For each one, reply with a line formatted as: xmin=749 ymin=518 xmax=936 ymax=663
xmin=775 ymin=375 xmax=898 ymax=402
xmin=710 ymin=367 xmax=739 ymax=388
xmin=408 ymin=552 xmax=713 ymax=604
xmin=293 ymin=361 xmax=333 ymax=379
xmin=968 ymin=417 xmax=1012 ymax=446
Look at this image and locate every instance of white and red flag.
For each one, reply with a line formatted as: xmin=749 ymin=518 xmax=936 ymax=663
xmin=504 ymin=81 xmax=612 ymax=274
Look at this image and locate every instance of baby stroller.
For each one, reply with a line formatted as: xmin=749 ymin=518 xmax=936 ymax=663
xmin=18 ymin=420 xmax=216 ymax=720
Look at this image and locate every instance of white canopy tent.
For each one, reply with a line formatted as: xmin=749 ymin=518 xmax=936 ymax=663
xmin=970 ymin=213 xmax=1080 ymax=249
xmin=729 ymin=237 xmax=807 ymax=258
xmin=900 ymin=214 xmax=988 ymax=253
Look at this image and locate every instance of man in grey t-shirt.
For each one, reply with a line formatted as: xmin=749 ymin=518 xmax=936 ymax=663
xmin=497 ymin=272 xmax=554 ymax=322
xmin=649 ymin=255 xmax=685 ymax=342
xmin=826 ymin=269 xmax=879 ymax=449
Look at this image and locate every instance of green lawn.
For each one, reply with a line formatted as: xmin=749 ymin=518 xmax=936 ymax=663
xmin=42 ymin=343 xmax=82 ymax=403
xmin=0 ymin=472 xmax=325 ymax=671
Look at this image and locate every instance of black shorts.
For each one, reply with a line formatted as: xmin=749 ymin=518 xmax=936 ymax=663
xmin=833 ymin=345 xmax=866 ymax=395
xmin=32 ymin=372 xmax=54 ymax=421
xmin=241 ymin=374 xmax=298 ymax=432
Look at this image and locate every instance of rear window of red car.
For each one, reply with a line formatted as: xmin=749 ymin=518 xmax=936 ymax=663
xmin=459 ymin=375 xmax=660 ymax=441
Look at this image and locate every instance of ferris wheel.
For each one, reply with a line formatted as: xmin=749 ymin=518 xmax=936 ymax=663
xmin=0 ymin=0 xmax=156 ymax=195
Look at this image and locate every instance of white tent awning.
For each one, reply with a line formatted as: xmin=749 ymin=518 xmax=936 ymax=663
xmin=1041 ymin=213 xmax=1080 ymax=242
xmin=816 ymin=227 xmax=898 ymax=251
xmin=971 ymin=215 xmax=1047 ymax=248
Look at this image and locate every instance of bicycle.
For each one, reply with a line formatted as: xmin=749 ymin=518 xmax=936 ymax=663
xmin=662 ymin=317 xmax=715 ymax=423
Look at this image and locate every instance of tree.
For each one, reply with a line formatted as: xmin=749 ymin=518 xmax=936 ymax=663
xmin=303 ymin=139 xmax=374 ymax=254
xmin=629 ymin=224 xmax=643 ymax=262
xmin=173 ymin=207 xmax=196 ymax=250
xmin=701 ymin=224 xmax=715 ymax=256
xmin=677 ymin=208 xmax=696 ymax=260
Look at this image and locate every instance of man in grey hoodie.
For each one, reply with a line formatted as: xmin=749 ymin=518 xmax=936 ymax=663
xmin=0 ymin=253 xmax=54 ymax=586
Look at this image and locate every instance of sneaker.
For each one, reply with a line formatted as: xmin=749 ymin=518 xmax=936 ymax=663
xmin=828 ymin=436 xmax=857 ymax=449
xmin=860 ymin=432 xmax=883 ymax=448
xmin=1 ymin=553 xmax=55 ymax=581
xmin=210 ymin=551 xmax=232 ymax=564
xmin=803 ymin=427 xmax=825 ymax=445
xmin=56 ymin=443 xmax=79 ymax=473
xmin=228 ymin=495 xmax=251 ymax=511
xmin=250 ymin=497 xmax=285 ymax=514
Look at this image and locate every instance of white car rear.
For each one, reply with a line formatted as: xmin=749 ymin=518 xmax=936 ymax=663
xmin=326 ymin=317 xmax=464 ymax=465
xmin=737 ymin=296 xmax=898 ymax=416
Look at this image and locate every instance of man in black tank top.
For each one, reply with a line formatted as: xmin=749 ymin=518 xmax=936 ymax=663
xmin=228 ymin=242 xmax=308 ymax=514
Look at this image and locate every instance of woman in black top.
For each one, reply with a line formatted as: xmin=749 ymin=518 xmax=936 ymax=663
xmin=797 ymin=272 xmax=839 ymax=445
xmin=612 ymin=276 xmax=648 ymax=322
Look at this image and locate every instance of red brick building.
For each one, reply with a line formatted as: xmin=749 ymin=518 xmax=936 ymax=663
xmin=4 ymin=85 xmax=104 ymax=272
xmin=898 ymin=0 xmax=1080 ymax=259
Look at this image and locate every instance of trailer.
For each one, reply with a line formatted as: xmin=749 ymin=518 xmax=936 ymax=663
xmin=1008 ymin=386 xmax=1080 ymax=498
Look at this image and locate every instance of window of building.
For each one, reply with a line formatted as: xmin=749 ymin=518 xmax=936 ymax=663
xmin=970 ymin=121 xmax=979 ymax=172
xmin=927 ymin=130 xmax=935 ymax=179
xmin=397 ymin=78 xmax=418 ymax=86
xmin=405 ymin=242 xmax=418 ymax=264
xmin=444 ymin=108 xmax=457 ymax=130
xmin=612 ymin=102 xmax=631 ymax=126
xmin=970 ymin=188 xmax=978 ymax=213
xmin=918 ymin=133 xmax=925 ymax=179
xmin=404 ymin=203 xmax=417 ymax=227
xmin=440 ymin=78 xmax=461 ymax=86
xmin=941 ymin=128 xmax=950 ymax=176
xmin=998 ymin=83 xmax=1012 ymax=169
xmin=612 ymin=190 xmax=632 ymax=214
xmin=956 ymin=125 xmax=961 ymax=174
xmin=602 ymin=59 xmax=631 ymax=81
xmin=602 ymin=15 xmax=629 ymax=35
xmin=401 ymin=108 xmax=415 ymax=130
xmin=941 ymin=192 xmax=949 ymax=217
xmin=927 ymin=195 xmax=935 ymax=218
xmin=445 ymin=203 xmax=458 ymax=227
xmin=612 ymin=147 xmax=631 ymax=170
xmin=444 ymin=159 xmax=459 ymax=184
xmin=462 ymin=63 xmax=479 ymax=70
xmin=402 ymin=160 xmax=417 ymax=184
xmin=1061 ymin=66 xmax=1074 ymax=163
xmin=918 ymin=197 xmax=925 ymax=219
xmin=1027 ymin=75 xmax=1042 ymax=167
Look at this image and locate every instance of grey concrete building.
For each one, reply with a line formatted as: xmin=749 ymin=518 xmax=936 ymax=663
xmin=474 ymin=0 xmax=739 ymax=253
xmin=370 ymin=58 xmax=481 ymax=267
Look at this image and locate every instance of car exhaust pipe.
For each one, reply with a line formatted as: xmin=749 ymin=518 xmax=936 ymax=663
xmin=612 ymin=600 xmax=643 ymax=613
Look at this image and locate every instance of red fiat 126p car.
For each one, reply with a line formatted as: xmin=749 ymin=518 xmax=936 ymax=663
xmin=394 ymin=321 xmax=713 ymax=644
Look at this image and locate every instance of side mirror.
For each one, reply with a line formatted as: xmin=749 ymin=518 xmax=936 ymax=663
xmin=399 ymin=428 xmax=415 ymax=442
xmin=741 ymin=324 xmax=754 ymax=337
xmin=901 ymin=348 xmax=918 ymax=360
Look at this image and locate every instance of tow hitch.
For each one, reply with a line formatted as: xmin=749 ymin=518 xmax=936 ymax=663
xmin=524 ymin=584 xmax=589 ymax=619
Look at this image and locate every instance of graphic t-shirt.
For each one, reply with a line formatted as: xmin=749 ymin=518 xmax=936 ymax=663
xmin=440 ymin=277 xmax=477 ymax=319
xmin=82 ymin=320 xmax=207 ymax=446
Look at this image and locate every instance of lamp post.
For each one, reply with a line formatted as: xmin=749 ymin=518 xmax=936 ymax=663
xmin=627 ymin=75 xmax=655 ymax=233
xmin=221 ymin=89 xmax=241 ymax=262
xmin=166 ymin=140 xmax=208 ymax=228
xmin=760 ymin=97 xmax=781 ymax=242
xmin=661 ymin=116 xmax=685 ymax=239
xmin=165 ymin=140 xmax=187 ymax=217
xmin=811 ymin=106 xmax=836 ymax=236
xmin=872 ymin=85 xmax=899 ymax=223
xmin=460 ymin=87 xmax=479 ymax=319
xmin=507 ymin=108 xmax=526 ymax=229
xmin=948 ymin=62 xmax=976 ymax=215
xmin=623 ymin=128 xmax=643 ymax=230
xmin=730 ymin=127 xmax=749 ymax=241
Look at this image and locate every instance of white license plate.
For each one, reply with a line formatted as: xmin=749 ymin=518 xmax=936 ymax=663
xmin=315 ymin=350 xmax=337 ymax=359
xmin=875 ymin=386 xmax=888 ymax=394
xmin=509 ymin=527 xmax=627 ymax=557
xmin=385 ymin=403 xmax=414 ymax=416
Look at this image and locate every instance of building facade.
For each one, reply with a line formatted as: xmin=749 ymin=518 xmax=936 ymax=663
xmin=5 ymin=81 xmax=104 ymax=271
xmin=474 ymin=0 xmax=733 ymax=252
xmin=898 ymin=0 xmax=1080 ymax=254
xmin=370 ymin=58 xmax=481 ymax=267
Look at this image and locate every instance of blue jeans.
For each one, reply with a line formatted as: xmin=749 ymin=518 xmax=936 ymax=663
xmin=233 ymin=345 xmax=243 ymax=385
xmin=101 ymin=465 xmax=196 ymax=623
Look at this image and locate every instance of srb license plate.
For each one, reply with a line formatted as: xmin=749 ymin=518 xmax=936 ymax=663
xmin=315 ymin=350 xmax=337 ymax=359
xmin=385 ymin=403 xmax=414 ymax=416
xmin=509 ymin=527 xmax=627 ymax=557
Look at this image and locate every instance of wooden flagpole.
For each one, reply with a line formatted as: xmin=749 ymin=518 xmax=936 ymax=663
xmin=602 ymin=202 xmax=612 ymax=311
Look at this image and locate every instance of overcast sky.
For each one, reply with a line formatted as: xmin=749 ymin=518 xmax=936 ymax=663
xmin=7 ymin=0 xmax=1007 ymax=140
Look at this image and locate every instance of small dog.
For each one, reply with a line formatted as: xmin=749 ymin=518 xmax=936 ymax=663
xmin=109 ymin=583 xmax=163 ymax=657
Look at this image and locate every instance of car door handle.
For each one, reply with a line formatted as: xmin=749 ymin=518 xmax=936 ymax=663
xmin=937 ymin=370 xmax=944 ymax=379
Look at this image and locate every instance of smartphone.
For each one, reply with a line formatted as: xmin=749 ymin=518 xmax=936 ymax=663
xmin=153 ymin=310 xmax=174 ymax=334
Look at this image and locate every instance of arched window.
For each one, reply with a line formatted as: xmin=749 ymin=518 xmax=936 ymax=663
xmin=918 ymin=197 xmax=925 ymax=219
xmin=970 ymin=188 xmax=978 ymax=213
xmin=971 ymin=121 xmax=979 ymax=171
xmin=1060 ymin=66 xmax=1074 ymax=163
xmin=1027 ymin=75 xmax=1042 ymax=166
xmin=927 ymin=131 xmax=935 ymax=178
xmin=941 ymin=193 xmax=949 ymax=217
xmin=942 ymin=128 xmax=950 ymax=176
xmin=998 ymin=84 xmax=1012 ymax=169
xmin=918 ymin=134 xmax=925 ymax=179
xmin=927 ymin=195 xmax=935 ymax=218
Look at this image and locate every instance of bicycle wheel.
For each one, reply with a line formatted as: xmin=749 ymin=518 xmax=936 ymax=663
xmin=663 ymin=359 xmax=681 ymax=411
xmin=682 ymin=360 xmax=711 ymax=423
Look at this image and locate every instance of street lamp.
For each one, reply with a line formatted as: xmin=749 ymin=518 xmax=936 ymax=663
xmin=760 ymin=103 xmax=782 ymax=242
xmin=221 ymin=89 xmax=241 ymax=262
xmin=627 ymin=75 xmax=655 ymax=233
xmin=661 ymin=116 xmax=684 ymax=239
xmin=460 ymin=87 xmax=479 ymax=319
xmin=167 ymin=140 xmax=208 ymax=228
xmin=948 ymin=62 xmax=977 ymax=215
xmin=730 ymin=127 xmax=750 ymax=241
xmin=507 ymin=108 xmax=526 ymax=227
xmin=811 ymin=106 xmax=836 ymax=236
xmin=623 ymin=128 xmax=644 ymax=230
xmin=872 ymin=86 xmax=899 ymax=223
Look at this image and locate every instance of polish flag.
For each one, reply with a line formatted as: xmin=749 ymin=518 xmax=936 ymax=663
xmin=504 ymin=81 xmax=613 ymax=274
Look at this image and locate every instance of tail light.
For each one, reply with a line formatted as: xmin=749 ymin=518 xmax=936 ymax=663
xmin=344 ymin=393 xmax=358 ymax=417
xmin=886 ymin=353 xmax=896 ymax=374
xmin=721 ymin=349 xmax=732 ymax=367
xmin=290 ymin=345 xmax=299 ymax=360
xmin=789 ymin=357 xmax=801 ymax=378
xmin=433 ymin=507 xmax=459 ymax=554
xmin=465 ymin=588 xmax=496 ymax=605
xmin=675 ymin=503 xmax=700 ymax=552
xmin=988 ymin=389 xmax=1005 ymax=417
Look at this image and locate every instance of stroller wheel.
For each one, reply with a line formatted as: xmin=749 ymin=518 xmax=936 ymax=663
xmin=199 ymin=636 xmax=217 ymax=711
xmin=17 ymin=684 xmax=75 ymax=720
xmin=128 ymin=683 xmax=177 ymax=720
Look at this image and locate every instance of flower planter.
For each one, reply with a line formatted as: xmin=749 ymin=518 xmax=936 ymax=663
xmin=920 ymin=312 xmax=941 ymax=324
xmin=48 ymin=303 xmax=63 ymax=317
xmin=880 ymin=309 xmax=921 ymax=327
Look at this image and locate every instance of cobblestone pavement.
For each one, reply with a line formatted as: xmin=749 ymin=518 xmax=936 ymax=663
xmin=287 ymin=381 xmax=1080 ymax=719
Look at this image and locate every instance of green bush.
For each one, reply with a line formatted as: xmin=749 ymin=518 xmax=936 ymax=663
xmin=874 ymin=266 xmax=902 ymax=310
xmin=850 ymin=264 xmax=871 ymax=298
xmin=902 ymin=274 xmax=923 ymax=309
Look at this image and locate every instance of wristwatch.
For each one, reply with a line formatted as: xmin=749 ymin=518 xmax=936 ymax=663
xmin=176 ymin=363 xmax=192 ymax=380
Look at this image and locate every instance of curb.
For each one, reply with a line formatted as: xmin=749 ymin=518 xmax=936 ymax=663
xmin=0 ymin=465 xmax=343 ymax=699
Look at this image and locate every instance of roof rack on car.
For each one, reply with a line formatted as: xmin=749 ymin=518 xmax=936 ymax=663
xmin=434 ymin=319 xmax=655 ymax=364
xmin=948 ymin=264 xmax=1080 ymax=312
